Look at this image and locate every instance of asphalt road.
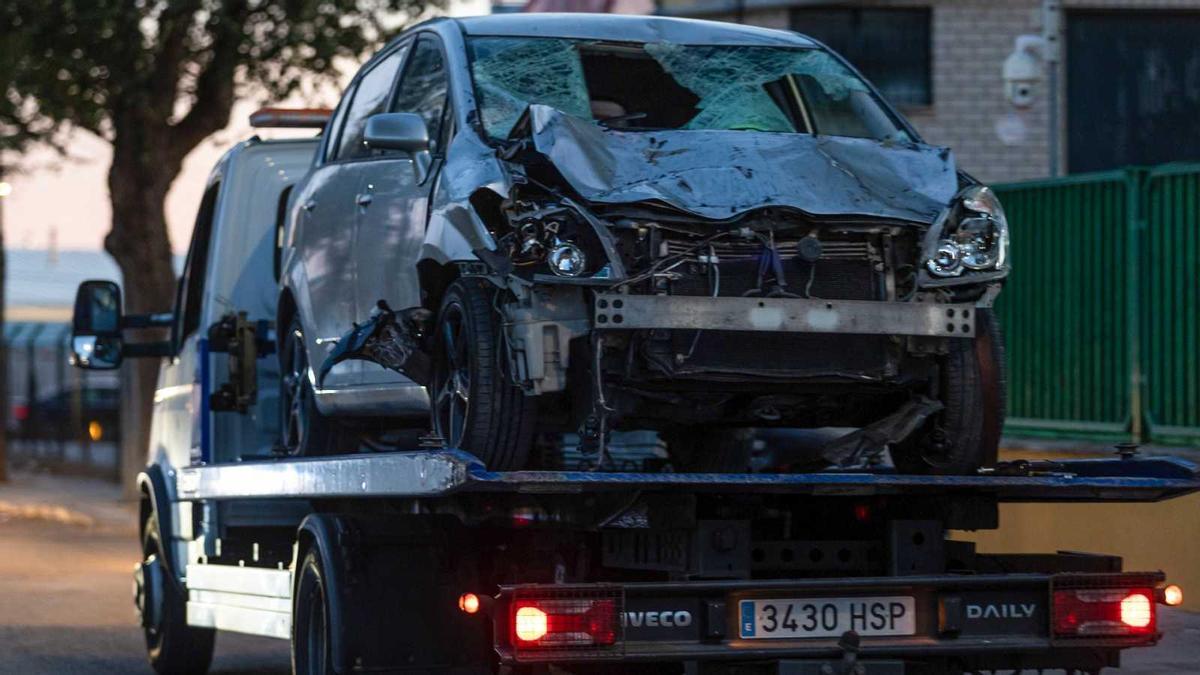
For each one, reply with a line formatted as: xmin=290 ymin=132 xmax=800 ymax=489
xmin=0 ymin=475 xmax=290 ymax=675
xmin=0 ymin=472 xmax=1196 ymax=674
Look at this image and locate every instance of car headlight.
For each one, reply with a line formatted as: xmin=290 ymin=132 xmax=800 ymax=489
xmin=926 ymin=186 xmax=1009 ymax=278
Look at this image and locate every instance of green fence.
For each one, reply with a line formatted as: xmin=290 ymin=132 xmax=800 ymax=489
xmin=995 ymin=164 xmax=1200 ymax=446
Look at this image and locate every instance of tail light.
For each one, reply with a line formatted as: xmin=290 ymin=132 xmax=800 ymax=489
xmin=508 ymin=588 xmax=623 ymax=660
xmin=13 ymin=404 xmax=29 ymax=422
xmin=1053 ymin=587 xmax=1157 ymax=638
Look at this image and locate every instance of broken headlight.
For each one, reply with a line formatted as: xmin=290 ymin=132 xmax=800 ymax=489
xmin=926 ymin=186 xmax=1009 ymax=278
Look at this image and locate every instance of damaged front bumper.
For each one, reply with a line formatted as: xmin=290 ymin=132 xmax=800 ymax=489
xmin=592 ymin=294 xmax=980 ymax=338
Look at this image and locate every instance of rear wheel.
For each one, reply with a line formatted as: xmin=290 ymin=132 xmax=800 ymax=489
xmin=279 ymin=317 xmax=351 ymax=456
xmin=431 ymin=279 xmax=537 ymax=470
xmin=140 ymin=513 xmax=215 ymax=675
xmin=292 ymin=551 xmax=334 ymax=675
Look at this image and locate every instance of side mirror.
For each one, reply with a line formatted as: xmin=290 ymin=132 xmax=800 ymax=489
xmin=71 ymin=280 xmax=124 ymax=370
xmin=364 ymin=113 xmax=430 ymax=154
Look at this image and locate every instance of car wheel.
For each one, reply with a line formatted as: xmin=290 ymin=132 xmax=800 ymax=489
xmin=900 ymin=308 xmax=1005 ymax=474
xmin=430 ymin=279 xmax=536 ymax=470
xmin=141 ymin=514 xmax=215 ymax=675
xmin=279 ymin=317 xmax=351 ymax=456
xmin=665 ymin=428 xmax=755 ymax=473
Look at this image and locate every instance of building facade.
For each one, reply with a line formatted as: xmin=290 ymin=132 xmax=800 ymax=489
xmin=652 ymin=0 xmax=1200 ymax=184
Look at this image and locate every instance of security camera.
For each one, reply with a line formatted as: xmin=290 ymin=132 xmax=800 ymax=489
xmin=1003 ymin=35 xmax=1046 ymax=109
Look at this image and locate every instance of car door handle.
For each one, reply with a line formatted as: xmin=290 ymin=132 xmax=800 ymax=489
xmin=356 ymin=193 xmax=373 ymax=207
xmin=302 ymin=199 xmax=317 ymax=212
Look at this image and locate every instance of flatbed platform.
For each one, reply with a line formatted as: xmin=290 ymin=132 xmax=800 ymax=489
xmin=176 ymin=449 xmax=1200 ymax=502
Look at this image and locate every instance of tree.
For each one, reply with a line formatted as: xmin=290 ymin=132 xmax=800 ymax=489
xmin=1 ymin=0 xmax=438 ymax=494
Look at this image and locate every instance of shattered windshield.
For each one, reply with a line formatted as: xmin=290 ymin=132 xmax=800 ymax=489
xmin=466 ymin=37 xmax=911 ymax=143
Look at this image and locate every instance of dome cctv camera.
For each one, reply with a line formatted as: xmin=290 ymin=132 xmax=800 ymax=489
xmin=1003 ymin=35 xmax=1046 ymax=109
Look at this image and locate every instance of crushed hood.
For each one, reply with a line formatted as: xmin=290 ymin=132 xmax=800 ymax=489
xmin=524 ymin=105 xmax=959 ymax=224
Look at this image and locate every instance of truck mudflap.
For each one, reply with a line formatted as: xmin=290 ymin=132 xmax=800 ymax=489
xmin=490 ymin=572 xmax=1168 ymax=667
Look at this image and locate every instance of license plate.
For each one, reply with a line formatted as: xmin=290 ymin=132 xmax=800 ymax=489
xmin=739 ymin=596 xmax=916 ymax=639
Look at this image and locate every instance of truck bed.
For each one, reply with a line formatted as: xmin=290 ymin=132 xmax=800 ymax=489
xmin=177 ymin=449 xmax=1200 ymax=502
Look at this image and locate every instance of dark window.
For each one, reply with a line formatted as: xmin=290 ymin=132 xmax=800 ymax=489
xmin=392 ymin=36 xmax=450 ymax=153
xmin=790 ymin=7 xmax=932 ymax=108
xmin=1067 ymin=11 xmax=1200 ymax=172
xmin=175 ymin=183 xmax=220 ymax=344
xmin=336 ymin=47 xmax=407 ymax=160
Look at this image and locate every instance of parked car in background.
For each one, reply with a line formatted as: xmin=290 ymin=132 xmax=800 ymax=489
xmin=19 ymin=385 xmax=121 ymax=443
xmin=278 ymin=15 xmax=1009 ymax=474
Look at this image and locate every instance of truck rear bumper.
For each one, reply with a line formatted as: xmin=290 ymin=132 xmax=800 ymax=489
xmin=493 ymin=572 xmax=1165 ymax=667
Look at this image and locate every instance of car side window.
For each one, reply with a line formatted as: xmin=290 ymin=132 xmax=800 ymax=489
xmin=175 ymin=182 xmax=220 ymax=345
xmin=323 ymin=81 xmax=358 ymax=163
xmin=392 ymin=36 xmax=450 ymax=154
xmin=336 ymin=47 xmax=407 ymax=161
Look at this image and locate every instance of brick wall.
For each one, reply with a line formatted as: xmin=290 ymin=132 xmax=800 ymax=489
xmin=703 ymin=0 xmax=1200 ymax=184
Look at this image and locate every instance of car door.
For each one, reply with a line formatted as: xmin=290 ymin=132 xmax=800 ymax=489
xmin=351 ymin=35 xmax=449 ymax=387
xmin=292 ymin=47 xmax=406 ymax=369
xmin=353 ymin=35 xmax=449 ymax=324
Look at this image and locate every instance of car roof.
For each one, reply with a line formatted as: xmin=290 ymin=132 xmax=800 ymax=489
xmin=448 ymin=14 xmax=817 ymax=47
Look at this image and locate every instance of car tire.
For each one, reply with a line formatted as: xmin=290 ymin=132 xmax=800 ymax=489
xmin=430 ymin=279 xmax=536 ymax=470
xmin=292 ymin=551 xmax=335 ymax=675
xmin=141 ymin=514 xmax=215 ymax=675
xmin=279 ymin=317 xmax=352 ymax=456
xmin=900 ymin=308 xmax=1005 ymax=474
xmin=665 ymin=427 xmax=755 ymax=473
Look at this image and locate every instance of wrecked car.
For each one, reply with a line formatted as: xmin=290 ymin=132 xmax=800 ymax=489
xmin=277 ymin=14 xmax=1009 ymax=474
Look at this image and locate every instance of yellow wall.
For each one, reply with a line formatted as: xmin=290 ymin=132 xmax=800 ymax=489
xmin=955 ymin=450 xmax=1200 ymax=610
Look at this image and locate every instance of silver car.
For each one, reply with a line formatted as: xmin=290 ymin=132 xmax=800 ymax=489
xmin=278 ymin=14 xmax=1008 ymax=473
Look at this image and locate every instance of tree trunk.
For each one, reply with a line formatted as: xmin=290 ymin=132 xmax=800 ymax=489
xmin=105 ymin=126 xmax=180 ymax=498
xmin=0 ymin=164 xmax=7 ymax=483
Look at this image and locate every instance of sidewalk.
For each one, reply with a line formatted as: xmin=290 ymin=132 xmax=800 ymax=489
xmin=0 ymin=469 xmax=137 ymax=534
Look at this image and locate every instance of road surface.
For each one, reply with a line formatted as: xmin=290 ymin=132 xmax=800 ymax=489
xmin=0 ymin=471 xmax=1196 ymax=674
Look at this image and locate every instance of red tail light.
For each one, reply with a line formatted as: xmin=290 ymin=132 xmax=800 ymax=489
xmin=508 ymin=588 xmax=623 ymax=659
xmin=13 ymin=404 xmax=29 ymax=422
xmin=1053 ymin=588 xmax=1157 ymax=638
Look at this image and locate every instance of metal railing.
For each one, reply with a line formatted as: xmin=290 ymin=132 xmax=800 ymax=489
xmin=996 ymin=163 xmax=1200 ymax=446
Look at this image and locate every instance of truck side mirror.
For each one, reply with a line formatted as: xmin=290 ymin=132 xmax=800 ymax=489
xmin=364 ymin=112 xmax=430 ymax=155
xmin=71 ymin=280 xmax=124 ymax=370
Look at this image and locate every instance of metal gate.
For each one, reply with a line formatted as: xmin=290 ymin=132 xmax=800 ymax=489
xmin=996 ymin=164 xmax=1200 ymax=446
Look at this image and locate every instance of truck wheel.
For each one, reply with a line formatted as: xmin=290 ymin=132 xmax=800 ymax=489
xmin=665 ymin=428 xmax=755 ymax=472
xmin=430 ymin=279 xmax=536 ymax=470
xmin=280 ymin=317 xmax=350 ymax=456
xmin=292 ymin=551 xmax=335 ymax=675
xmin=901 ymin=308 xmax=1005 ymax=474
xmin=140 ymin=514 xmax=215 ymax=675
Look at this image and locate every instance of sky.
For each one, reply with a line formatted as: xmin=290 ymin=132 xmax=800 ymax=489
xmin=2 ymin=0 xmax=490 ymax=254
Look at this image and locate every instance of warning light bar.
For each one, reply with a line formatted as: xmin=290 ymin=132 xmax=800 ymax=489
xmin=248 ymin=107 xmax=332 ymax=129
xmin=507 ymin=588 xmax=623 ymax=660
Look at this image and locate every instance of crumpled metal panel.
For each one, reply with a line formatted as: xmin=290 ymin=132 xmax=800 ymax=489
xmin=525 ymin=105 xmax=958 ymax=223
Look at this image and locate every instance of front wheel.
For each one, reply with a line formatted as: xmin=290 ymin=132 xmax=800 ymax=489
xmin=292 ymin=551 xmax=334 ymax=675
xmin=140 ymin=514 xmax=215 ymax=675
xmin=899 ymin=308 xmax=1006 ymax=474
xmin=430 ymin=279 xmax=536 ymax=470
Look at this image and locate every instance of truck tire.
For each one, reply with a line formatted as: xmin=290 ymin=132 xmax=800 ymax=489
xmin=292 ymin=551 xmax=335 ymax=675
xmin=665 ymin=428 xmax=755 ymax=472
xmin=430 ymin=279 xmax=536 ymax=470
xmin=141 ymin=514 xmax=215 ymax=675
xmin=280 ymin=316 xmax=351 ymax=456
xmin=900 ymin=308 xmax=1006 ymax=474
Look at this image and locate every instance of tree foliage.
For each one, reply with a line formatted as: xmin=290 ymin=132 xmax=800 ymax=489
xmin=0 ymin=0 xmax=439 ymax=492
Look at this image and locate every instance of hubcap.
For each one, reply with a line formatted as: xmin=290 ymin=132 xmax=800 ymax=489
xmin=434 ymin=304 xmax=470 ymax=449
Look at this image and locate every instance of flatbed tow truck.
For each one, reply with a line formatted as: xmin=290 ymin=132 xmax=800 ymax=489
xmin=160 ymin=446 xmax=1197 ymax=675
xmin=68 ymin=136 xmax=1196 ymax=675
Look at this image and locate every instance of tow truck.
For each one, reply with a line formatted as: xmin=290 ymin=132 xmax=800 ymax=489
xmin=68 ymin=120 xmax=1196 ymax=675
